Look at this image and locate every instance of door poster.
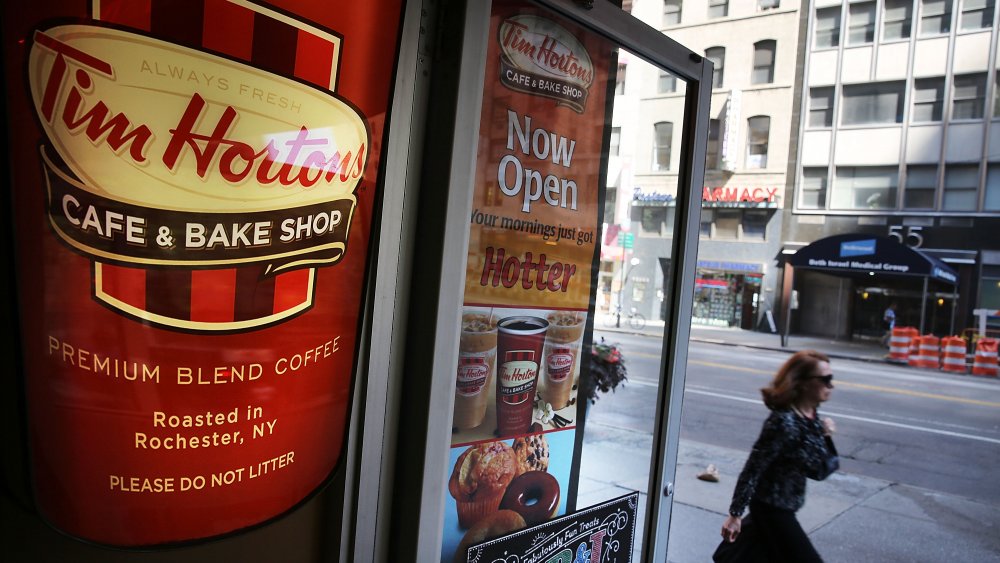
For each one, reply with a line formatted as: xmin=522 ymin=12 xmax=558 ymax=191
xmin=1 ymin=0 xmax=403 ymax=547
xmin=442 ymin=2 xmax=612 ymax=561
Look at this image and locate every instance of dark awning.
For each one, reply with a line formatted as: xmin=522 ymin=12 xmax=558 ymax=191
xmin=789 ymin=234 xmax=958 ymax=285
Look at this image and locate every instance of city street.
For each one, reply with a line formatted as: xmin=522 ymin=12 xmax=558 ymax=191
xmin=577 ymin=327 xmax=1000 ymax=562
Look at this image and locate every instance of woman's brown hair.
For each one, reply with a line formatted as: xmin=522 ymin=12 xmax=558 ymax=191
xmin=761 ymin=350 xmax=830 ymax=410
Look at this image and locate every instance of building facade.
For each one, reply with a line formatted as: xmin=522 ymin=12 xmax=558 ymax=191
xmin=783 ymin=0 xmax=1000 ymax=338
xmin=600 ymin=0 xmax=802 ymax=329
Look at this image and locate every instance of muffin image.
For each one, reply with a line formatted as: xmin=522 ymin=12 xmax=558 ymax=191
xmin=449 ymin=441 xmax=517 ymax=529
xmin=512 ymin=433 xmax=549 ymax=475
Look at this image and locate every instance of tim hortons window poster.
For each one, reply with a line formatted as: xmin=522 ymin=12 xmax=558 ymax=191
xmin=2 ymin=0 xmax=403 ymax=546
xmin=442 ymin=2 xmax=619 ymax=561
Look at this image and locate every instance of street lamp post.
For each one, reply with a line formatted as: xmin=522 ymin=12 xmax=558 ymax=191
xmin=616 ymin=257 xmax=641 ymax=328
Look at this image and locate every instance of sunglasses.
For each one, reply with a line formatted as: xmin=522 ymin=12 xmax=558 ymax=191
xmin=812 ymin=374 xmax=834 ymax=388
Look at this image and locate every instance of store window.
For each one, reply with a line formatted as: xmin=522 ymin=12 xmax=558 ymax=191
xmin=952 ymin=73 xmax=987 ymax=119
xmin=815 ymin=6 xmax=842 ymax=48
xmin=801 ymin=167 xmax=829 ymax=208
xmin=883 ymin=0 xmax=914 ymax=40
xmin=986 ymin=164 xmax=1000 ymax=210
xmin=706 ymin=119 xmax=720 ymax=169
xmin=653 ymin=121 xmax=673 ymax=171
xmin=706 ymin=47 xmax=725 ymax=88
xmin=904 ymin=165 xmax=938 ymax=208
xmin=663 ymin=0 xmax=682 ymax=25
xmin=959 ymin=0 xmax=995 ymax=29
xmin=841 ymin=81 xmax=905 ymax=124
xmin=832 ymin=166 xmax=898 ymax=209
xmin=615 ymin=63 xmax=627 ymax=95
xmin=714 ymin=209 xmax=741 ymax=238
xmin=848 ymin=2 xmax=877 ymax=45
xmin=751 ymin=40 xmax=776 ymax=84
xmin=912 ymin=77 xmax=945 ymax=122
xmin=640 ymin=206 xmax=667 ymax=236
xmin=808 ymin=87 xmax=834 ymax=127
xmin=742 ymin=210 xmax=769 ymax=240
xmin=709 ymin=0 xmax=729 ymax=18
xmin=920 ymin=0 xmax=952 ymax=35
xmin=943 ymin=164 xmax=980 ymax=210
xmin=658 ymin=69 xmax=677 ymax=93
xmin=746 ymin=116 xmax=770 ymax=169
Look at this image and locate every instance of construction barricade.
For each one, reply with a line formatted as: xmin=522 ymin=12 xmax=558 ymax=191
xmin=889 ymin=327 xmax=916 ymax=363
xmin=972 ymin=338 xmax=998 ymax=377
xmin=907 ymin=330 xmax=923 ymax=367
xmin=939 ymin=336 xmax=968 ymax=374
xmin=910 ymin=335 xmax=940 ymax=369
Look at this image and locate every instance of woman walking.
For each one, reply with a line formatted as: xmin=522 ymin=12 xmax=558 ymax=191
xmin=719 ymin=350 xmax=837 ymax=562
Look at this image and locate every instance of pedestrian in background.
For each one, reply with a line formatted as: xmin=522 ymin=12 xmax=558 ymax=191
xmin=880 ymin=302 xmax=897 ymax=347
xmin=718 ymin=350 xmax=837 ymax=562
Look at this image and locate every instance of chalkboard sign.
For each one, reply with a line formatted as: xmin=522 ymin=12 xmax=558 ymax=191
xmin=466 ymin=492 xmax=638 ymax=563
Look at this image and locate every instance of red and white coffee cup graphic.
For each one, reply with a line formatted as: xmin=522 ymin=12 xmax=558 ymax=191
xmin=495 ymin=316 xmax=549 ymax=437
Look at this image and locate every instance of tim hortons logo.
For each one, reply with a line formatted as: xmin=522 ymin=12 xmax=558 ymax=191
xmin=28 ymin=25 xmax=369 ymax=273
xmin=497 ymin=15 xmax=594 ymax=113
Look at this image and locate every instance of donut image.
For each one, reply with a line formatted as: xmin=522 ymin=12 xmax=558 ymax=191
xmin=499 ymin=470 xmax=560 ymax=526
xmin=454 ymin=509 xmax=526 ymax=563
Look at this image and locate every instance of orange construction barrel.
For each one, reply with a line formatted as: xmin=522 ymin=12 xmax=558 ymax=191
xmin=940 ymin=336 xmax=968 ymax=374
xmin=907 ymin=329 xmax=923 ymax=367
xmin=972 ymin=338 xmax=998 ymax=377
xmin=916 ymin=335 xmax=940 ymax=369
xmin=888 ymin=327 xmax=913 ymax=363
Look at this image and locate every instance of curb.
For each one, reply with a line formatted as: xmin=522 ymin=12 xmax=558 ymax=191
xmin=687 ymin=337 xmax=891 ymax=364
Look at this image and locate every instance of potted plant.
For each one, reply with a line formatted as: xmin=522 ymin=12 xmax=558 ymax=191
xmin=584 ymin=337 xmax=628 ymax=404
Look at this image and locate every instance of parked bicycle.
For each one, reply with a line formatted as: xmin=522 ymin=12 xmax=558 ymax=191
xmin=603 ymin=305 xmax=646 ymax=330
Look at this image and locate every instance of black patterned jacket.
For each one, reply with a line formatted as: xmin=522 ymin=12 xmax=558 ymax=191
xmin=728 ymin=408 xmax=831 ymax=517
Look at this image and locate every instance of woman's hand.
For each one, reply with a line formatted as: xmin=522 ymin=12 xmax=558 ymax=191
xmin=721 ymin=515 xmax=742 ymax=543
xmin=822 ymin=417 xmax=836 ymax=436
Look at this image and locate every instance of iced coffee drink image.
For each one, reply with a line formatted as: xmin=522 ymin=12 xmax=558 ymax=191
xmin=454 ymin=312 xmax=498 ymax=429
xmin=540 ymin=311 xmax=585 ymax=410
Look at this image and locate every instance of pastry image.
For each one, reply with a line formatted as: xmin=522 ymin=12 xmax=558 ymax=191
xmin=448 ymin=441 xmax=517 ymax=529
xmin=512 ymin=433 xmax=549 ymax=475
xmin=499 ymin=470 xmax=560 ymax=526
xmin=454 ymin=509 xmax=526 ymax=563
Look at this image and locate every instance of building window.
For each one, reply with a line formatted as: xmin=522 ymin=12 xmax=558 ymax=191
xmin=709 ymin=0 xmax=729 ymax=18
xmin=742 ymin=210 xmax=769 ymax=240
xmin=801 ymin=167 xmax=829 ymax=208
xmin=815 ymin=7 xmax=842 ymax=48
xmin=610 ymin=127 xmax=621 ymax=156
xmin=615 ymin=63 xmax=626 ymax=95
xmin=920 ymin=0 xmax=952 ymax=35
xmin=707 ymin=119 xmax=720 ymax=169
xmin=841 ymin=82 xmax=905 ymax=125
xmin=904 ymin=165 xmax=938 ymax=208
xmin=658 ymin=70 xmax=677 ymax=93
xmin=746 ymin=116 xmax=770 ymax=169
xmin=640 ymin=207 xmax=667 ymax=236
xmin=604 ymin=187 xmax=617 ymax=221
xmin=653 ymin=121 xmax=673 ymax=171
xmin=663 ymin=0 xmax=682 ymax=25
xmin=808 ymin=87 xmax=834 ymax=127
xmin=832 ymin=166 xmax=898 ymax=209
xmin=960 ymin=0 xmax=995 ymax=29
xmin=752 ymin=40 xmax=777 ymax=84
xmin=912 ymin=77 xmax=945 ymax=122
xmin=943 ymin=165 xmax=979 ymax=210
xmin=952 ymin=73 xmax=987 ymax=119
xmin=758 ymin=0 xmax=780 ymax=10
xmin=848 ymin=2 xmax=877 ymax=44
xmin=714 ymin=209 xmax=741 ymax=239
xmin=883 ymin=0 xmax=914 ymax=40
xmin=706 ymin=47 xmax=725 ymax=88
xmin=986 ymin=164 xmax=1000 ymax=210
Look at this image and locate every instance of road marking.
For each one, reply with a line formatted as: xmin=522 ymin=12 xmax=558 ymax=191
xmin=685 ymin=388 xmax=1000 ymax=445
xmin=688 ymin=360 xmax=1000 ymax=408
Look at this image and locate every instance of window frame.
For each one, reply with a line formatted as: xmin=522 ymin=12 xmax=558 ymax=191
xmin=615 ymin=62 xmax=627 ymax=95
xmin=751 ymin=40 xmax=777 ymax=85
xmin=706 ymin=46 xmax=725 ymax=88
xmin=808 ymin=87 xmax=835 ymax=128
xmin=920 ymin=0 xmax=953 ymax=36
xmin=943 ymin=164 xmax=981 ymax=210
xmin=653 ymin=121 xmax=674 ymax=171
xmin=706 ymin=118 xmax=721 ymax=169
xmin=663 ymin=0 xmax=682 ymax=26
xmin=847 ymin=1 xmax=878 ymax=45
xmin=840 ymin=81 xmax=905 ymax=125
xmin=658 ymin=69 xmax=678 ymax=94
xmin=903 ymin=164 xmax=939 ymax=209
xmin=800 ymin=167 xmax=829 ymax=209
xmin=882 ymin=0 xmax=914 ymax=41
xmin=815 ymin=6 xmax=843 ymax=49
xmin=746 ymin=115 xmax=770 ymax=169
xmin=708 ymin=0 xmax=729 ymax=19
xmin=959 ymin=0 xmax=996 ymax=30
xmin=912 ymin=77 xmax=945 ymax=122
xmin=951 ymin=73 xmax=987 ymax=120
xmin=832 ymin=166 xmax=899 ymax=210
